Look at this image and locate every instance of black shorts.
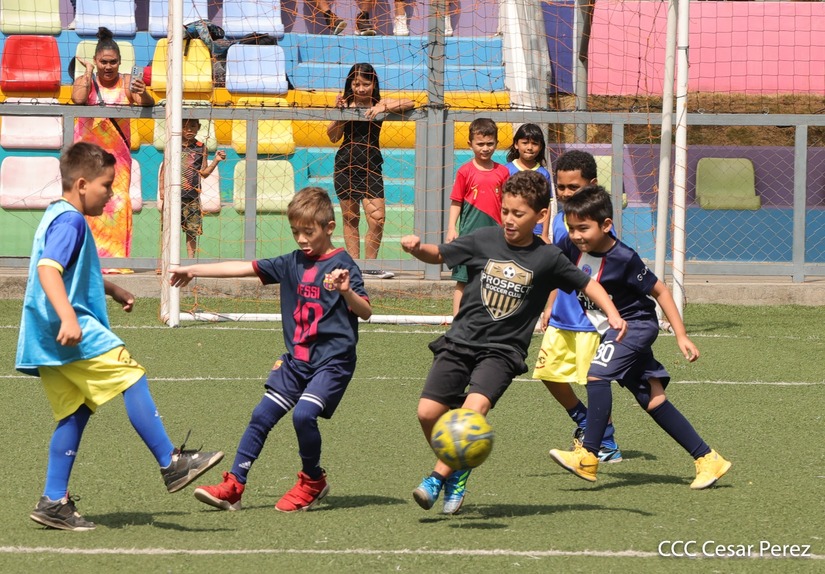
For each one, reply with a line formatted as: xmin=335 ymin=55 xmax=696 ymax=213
xmin=420 ymin=336 xmax=527 ymax=409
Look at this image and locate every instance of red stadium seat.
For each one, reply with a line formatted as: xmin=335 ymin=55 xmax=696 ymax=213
xmin=0 ymin=35 xmax=61 ymax=94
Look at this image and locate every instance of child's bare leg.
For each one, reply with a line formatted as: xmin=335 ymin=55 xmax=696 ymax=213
xmin=452 ymin=282 xmax=465 ymax=317
xmin=186 ymin=235 xmax=197 ymax=259
xmin=543 ymin=380 xmax=580 ymax=410
xmin=338 ymin=197 xmax=362 ymax=259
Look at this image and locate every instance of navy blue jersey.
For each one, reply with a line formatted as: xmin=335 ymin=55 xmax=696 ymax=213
xmin=558 ymin=235 xmax=659 ymax=341
xmin=253 ymin=248 xmax=368 ymax=368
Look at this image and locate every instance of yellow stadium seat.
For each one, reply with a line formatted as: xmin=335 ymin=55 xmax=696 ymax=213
xmin=696 ymin=157 xmax=761 ymax=210
xmin=150 ymin=38 xmax=213 ymax=97
xmin=233 ymin=160 xmax=294 ymax=214
xmin=231 ymin=98 xmax=295 ymax=155
xmin=0 ymin=0 xmax=61 ymax=34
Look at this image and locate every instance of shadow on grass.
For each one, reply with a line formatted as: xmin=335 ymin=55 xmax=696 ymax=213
xmin=319 ymin=494 xmax=407 ymax=510
xmin=93 ymin=510 xmax=225 ymax=531
xmin=419 ymin=502 xmax=654 ymax=524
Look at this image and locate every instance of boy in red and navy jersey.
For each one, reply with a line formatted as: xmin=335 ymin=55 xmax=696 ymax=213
xmin=170 ymin=187 xmax=372 ymax=512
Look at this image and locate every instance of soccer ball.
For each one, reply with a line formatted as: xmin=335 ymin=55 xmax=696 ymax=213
xmin=429 ymin=408 xmax=494 ymax=470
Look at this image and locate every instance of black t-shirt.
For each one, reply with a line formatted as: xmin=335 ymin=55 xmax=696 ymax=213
xmin=439 ymin=226 xmax=591 ymax=358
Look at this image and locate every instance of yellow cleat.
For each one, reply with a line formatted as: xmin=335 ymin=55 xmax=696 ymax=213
xmin=549 ymin=445 xmax=599 ymax=482
xmin=690 ymin=449 xmax=732 ymax=490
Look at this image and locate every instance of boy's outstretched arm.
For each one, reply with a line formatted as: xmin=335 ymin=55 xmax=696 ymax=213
xmin=38 ymin=265 xmax=81 ymax=346
xmin=401 ymin=235 xmax=444 ymax=265
xmin=104 ymin=280 xmax=135 ymax=312
xmin=581 ymin=279 xmax=627 ymax=341
xmin=650 ymin=280 xmax=699 ymax=361
xmin=170 ymin=261 xmax=256 ymax=288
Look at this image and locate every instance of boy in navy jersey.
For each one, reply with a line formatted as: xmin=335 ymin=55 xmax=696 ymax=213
xmin=170 ymin=187 xmax=372 ymax=512
xmin=548 ymin=185 xmax=731 ymax=489
xmin=401 ymin=170 xmax=627 ymax=514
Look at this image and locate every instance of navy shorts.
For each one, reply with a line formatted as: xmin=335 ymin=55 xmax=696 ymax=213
xmin=264 ymin=354 xmax=356 ymax=419
xmin=421 ymin=336 xmax=527 ymax=409
xmin=587 ymin=328 xmax=671 ymax=393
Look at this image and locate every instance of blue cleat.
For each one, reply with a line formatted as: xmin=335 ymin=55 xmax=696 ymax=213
xmin=443 ymin=469 xmax=471 ymax=515
xmin=598 ymin=446 xmax=623 ymax=463
xmin=412 ymin=475 xmax=443 ymax=510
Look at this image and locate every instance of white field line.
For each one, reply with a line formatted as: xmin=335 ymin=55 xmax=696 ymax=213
xmin=1 ymin=374 xmax=823 ymax=386
xmin=0 ymin=545 xmax=822 ymax=560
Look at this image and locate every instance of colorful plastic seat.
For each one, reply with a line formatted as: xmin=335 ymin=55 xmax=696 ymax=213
xmin=696 ymin=157 xmax=761 ymax=210
xmin=222 ymin=0 xmax=285 ymax=39
xmin=149 ymin=0 xmax=209 ymax=38
xmin=0 ymin=35 xmax=61 ymax=94
xmin=233 ymin=160 xmax=294 ymax=213
xmin=0 ymin=156 xmax=62 ymax=209
xmin=150 ymin=38 xmax=213 ymax=96
xmin=0 ymin=98 xmax=63 ymax=149
xmin=231 ymin=98 xmax=295 ymax=156
xmin=75 ymin=0 xmax=137 ymax=37
xmin=225 ymin=44 xmax=288 ymax=95
xmin=0 ymin=0 xmax=61 ymax=34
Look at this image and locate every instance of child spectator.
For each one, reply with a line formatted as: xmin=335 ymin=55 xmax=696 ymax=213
xmin=505 ymin=123 xmax=553 ymax=242
xmin=328 ymin=63 xmax=414 ymax=279
xmin=549 ymin=185 xmax=731 ymax=489
xmin=401 ymin=170 xmax=626 ymax=514
xmin=159 ymin=118 xmax=226 ymax=258
xmin=170 ymin=187 xmax=373 ymax=512
xmin=532 ymin=150 xmax=623 ymax=462
xmin=17 ymin=142 xmax=223 ymax=531
xmin=447 ymin=118 xmax=510 ymax=315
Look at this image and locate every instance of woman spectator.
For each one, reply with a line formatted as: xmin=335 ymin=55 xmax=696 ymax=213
xmin=71 ymin=27 xmax=154 ymax=273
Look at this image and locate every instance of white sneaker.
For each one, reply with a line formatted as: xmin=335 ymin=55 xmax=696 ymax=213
xmin=394 ymin=15 xmax=409 ymax=36
xmin=444 ymin=16 xmax=453 ymax=37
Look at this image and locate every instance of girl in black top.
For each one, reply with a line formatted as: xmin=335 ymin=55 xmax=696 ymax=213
xmin=327 ymin=63 xmax=414 ymax=278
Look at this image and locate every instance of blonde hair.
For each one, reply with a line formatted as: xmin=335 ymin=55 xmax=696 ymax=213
xmin=287 ymin=187 xmax=336 ymax=227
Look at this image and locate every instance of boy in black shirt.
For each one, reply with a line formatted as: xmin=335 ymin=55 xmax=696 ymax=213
xmin=400 ymin=170 xmax=627 ymax=514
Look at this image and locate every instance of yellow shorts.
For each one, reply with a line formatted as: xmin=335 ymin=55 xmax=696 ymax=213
xmin=532 ymin=327 xmax=601 ymax=386
xmin=39 ymin=346 xmax=146 ymax=421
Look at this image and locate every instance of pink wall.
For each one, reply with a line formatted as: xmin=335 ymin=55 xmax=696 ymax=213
xmin=588 ymin=1 xmax=825 ymax=95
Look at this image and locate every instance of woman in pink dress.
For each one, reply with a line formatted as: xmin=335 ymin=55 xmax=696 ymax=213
xmin=71 ymin=27 xmax=154 ymax=273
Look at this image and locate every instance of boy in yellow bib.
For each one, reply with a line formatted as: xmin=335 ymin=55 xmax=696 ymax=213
xmin=16 ymin=142 xmax=223 ymax=531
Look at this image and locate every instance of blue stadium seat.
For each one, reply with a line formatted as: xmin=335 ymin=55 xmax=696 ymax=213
xmin=222 ymin=0 xmax=285 ymax=40
xmin=225 ymin=44 xmax=288 ymax=95
xmin=75 ymin=0 xmax=137 ymax=37
xmin=149 ymin=0 xmax=209 ymax=39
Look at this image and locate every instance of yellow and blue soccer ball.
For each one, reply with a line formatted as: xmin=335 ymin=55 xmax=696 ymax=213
xmin=430 ymin=408 xmax=494 ymax=470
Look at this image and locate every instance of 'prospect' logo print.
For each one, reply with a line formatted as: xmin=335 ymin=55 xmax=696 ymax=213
xmin=480 ymin=260 xmax=533 ymax=320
